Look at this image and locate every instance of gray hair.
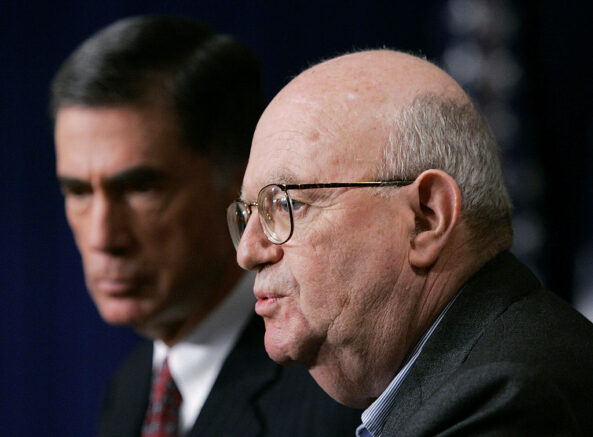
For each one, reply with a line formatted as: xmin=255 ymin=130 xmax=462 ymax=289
xmin=50 ymin=16 xmax=265 ymax=174
xmin=378 ymin=93 xmax=513 ymax=249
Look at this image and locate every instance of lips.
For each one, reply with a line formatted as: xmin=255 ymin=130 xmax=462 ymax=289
xmin=254 ymin=290 xmax=285 ymax=316
xmin=94 ymin=277 xmax=144 ymax=295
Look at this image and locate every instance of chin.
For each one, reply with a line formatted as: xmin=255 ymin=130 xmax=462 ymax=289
xmin=263 ymin=326 xmax=321 ymax=367
xmin=96 ymin=298 xmax=151 ymax=328
xmin=263 ymin=335 xmax=296 ymax=364
xmin=100 ymin=310 xmax=146 ymax=327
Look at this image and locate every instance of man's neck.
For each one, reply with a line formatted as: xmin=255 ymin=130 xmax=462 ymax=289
xmin=140 ymin=264 xmax=244 ymax=346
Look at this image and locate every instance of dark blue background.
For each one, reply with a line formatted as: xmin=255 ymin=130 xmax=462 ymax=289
xmin=2 ymin=1 xmax=592 ymax=435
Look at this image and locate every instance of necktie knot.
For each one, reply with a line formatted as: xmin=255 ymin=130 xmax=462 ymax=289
xmin=142 ymin=358 xmax=182 ymax=437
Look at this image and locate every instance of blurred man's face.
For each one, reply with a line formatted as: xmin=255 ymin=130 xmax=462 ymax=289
xmin=55 ymin=104 xmax=234 ymax=338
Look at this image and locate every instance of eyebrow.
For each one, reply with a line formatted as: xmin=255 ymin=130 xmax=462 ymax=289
xmin=240 ymin=168 xmax=299 ymax=200
xmin=57 ymin=176 xmax=91 ymax=194
xmin=108 ymin=165 xmax=167 ymax=189
xmin=58 ymin=165 xmax=168 ymax=192
xmin=270 ymin=169 xmax=299 ymax=185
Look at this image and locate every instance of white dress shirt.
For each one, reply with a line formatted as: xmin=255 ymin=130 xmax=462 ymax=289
xmin=152 ymin=273 xmax=255 ymax=434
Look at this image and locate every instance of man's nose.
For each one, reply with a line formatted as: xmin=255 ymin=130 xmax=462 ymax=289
xmin=236 ymin=212 xmax=283 ymax=270
xmin=87 ymin=194 xmax=134 ymax=254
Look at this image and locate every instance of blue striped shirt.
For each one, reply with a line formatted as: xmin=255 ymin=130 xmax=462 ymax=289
xmin=355 ymin=293 xmax=459 ymax=437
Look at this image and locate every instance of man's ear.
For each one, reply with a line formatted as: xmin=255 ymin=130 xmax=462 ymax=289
xmin=408 ymin=169 xmax=461 ymax=269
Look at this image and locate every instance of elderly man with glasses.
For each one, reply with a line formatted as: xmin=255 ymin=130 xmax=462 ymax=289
xmin=228 ymin=50 xmax=593 ymax=436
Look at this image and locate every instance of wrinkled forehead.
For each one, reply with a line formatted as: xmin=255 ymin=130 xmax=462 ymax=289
xmin=243 ymin=91 xmax=387 ymax=197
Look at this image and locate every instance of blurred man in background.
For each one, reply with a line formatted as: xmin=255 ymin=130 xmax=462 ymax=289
xmin=51 ymin=15 xmax=361 ymax=437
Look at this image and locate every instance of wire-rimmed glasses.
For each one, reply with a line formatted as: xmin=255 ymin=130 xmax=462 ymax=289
xmin=226 ymin=180 xmax=413 ymax=249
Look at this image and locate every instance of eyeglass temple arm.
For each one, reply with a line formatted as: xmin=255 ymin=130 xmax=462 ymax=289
xmin=281 ymin=180 xmax=413 ymax=190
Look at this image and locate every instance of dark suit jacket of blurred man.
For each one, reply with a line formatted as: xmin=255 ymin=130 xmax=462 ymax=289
xmin=99 ymin=314 xmax=361 ymax=437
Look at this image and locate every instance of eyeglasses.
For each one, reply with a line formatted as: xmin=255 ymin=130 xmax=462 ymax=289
xmin=226 ymin=180 xmax=413 ymax=249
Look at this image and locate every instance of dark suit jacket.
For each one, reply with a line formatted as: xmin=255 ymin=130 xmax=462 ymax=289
xmin=98 ymin=314 xmax=361 ymax=437
xmin=383 ymin=251 xmax=593 ymax=436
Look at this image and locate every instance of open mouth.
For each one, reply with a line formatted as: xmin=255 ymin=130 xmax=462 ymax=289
xmin=255 ymin=295 xmax=283 ymax=315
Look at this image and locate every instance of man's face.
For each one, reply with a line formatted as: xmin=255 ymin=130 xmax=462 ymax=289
xmin=55 ymin=104 xmax=233 ymax=336
xmin=237 ymin=94 xmax=417 ymax=372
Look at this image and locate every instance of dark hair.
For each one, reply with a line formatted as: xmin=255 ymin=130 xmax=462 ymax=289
xmin=50 ymin=15 xmax=265 ymax=167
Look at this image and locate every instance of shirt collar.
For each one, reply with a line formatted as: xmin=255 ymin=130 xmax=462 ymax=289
xmin=153 ymin=272 xmax=255 ymax=432
xmin=356 ymin=292 xmax=460 ymax=437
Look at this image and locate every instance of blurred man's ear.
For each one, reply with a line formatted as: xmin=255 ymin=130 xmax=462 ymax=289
xmin=407 ymin=169 xmax=461 ymax=269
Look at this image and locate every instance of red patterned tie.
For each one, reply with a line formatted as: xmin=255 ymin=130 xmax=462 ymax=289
xmin=142 ymin=358 xmax=182 ymax=437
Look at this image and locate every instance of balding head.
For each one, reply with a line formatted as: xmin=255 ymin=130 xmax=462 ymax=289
xmin=285 ymin=50 xmax=467 ymax=107
xmin=260 ymin=50 xmax=467 ymax=157
xmin=254 ymin=50 xmax=511 ymax=250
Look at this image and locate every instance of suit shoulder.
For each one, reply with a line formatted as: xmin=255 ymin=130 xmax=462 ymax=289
xmin=391 ymin=362 xmax=587 ymax=436
xmin=111 ymin=340 xmax=153 ymax=381
xmin=97 ymin=340 xmax=152 ymax=437
xmin=468 ymin=287 xmax=593 ymax=365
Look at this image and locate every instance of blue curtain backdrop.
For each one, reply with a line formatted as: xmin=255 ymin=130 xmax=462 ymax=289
xmin=1 ymin=1 xmax=591 ymax=435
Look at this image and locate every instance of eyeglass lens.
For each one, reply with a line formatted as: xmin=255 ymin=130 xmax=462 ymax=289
xmin=260 ymin=184 xmax=293 ymax=244
xmin=226 ymin=184 xmax=294 ymax=249
xmin=227 ymin=202 xmax=249 ymax=249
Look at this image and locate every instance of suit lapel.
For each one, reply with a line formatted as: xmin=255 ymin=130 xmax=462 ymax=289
xmin=384 ymin=252 xmax=540 ymax=433
xmin=189 ymin=314 xmax=279 ymax=437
